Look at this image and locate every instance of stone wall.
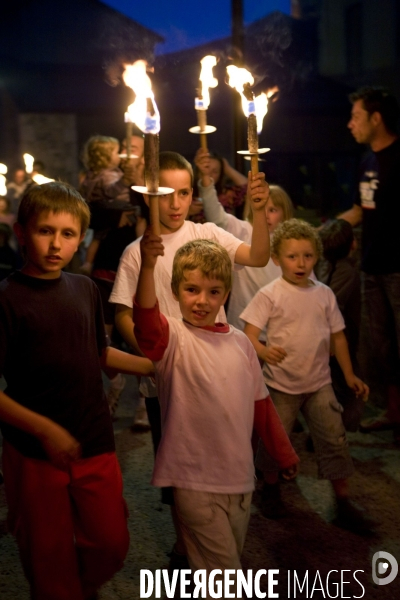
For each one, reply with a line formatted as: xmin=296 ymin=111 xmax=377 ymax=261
xmin=19 ymin=113 xmax=79 ymax=186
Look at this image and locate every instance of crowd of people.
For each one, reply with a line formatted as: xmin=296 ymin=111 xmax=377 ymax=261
xmin=0 ymin=86 xmax=399 ymax=599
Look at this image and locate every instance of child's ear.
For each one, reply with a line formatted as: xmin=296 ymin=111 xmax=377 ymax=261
xmin=13 ymin=222 xmax=25 ymax=246
xmin=77 ymin=232 xmax=85 ymax=251
xmin=171 ymin=284 xmax=179 ymax=302
xmin=271 ymin=253 xmax=280 ymax=266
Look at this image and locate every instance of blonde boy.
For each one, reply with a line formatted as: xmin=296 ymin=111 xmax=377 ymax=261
xmin=133 ymin=234 xmax=298 ymax=572
xmin=241 ymin=219 xmax=372 ymax=534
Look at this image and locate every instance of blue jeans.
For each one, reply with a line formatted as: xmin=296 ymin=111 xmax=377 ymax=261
xmin=363 ymin=272 xmax=400 ymax=387
xmin=256 ymin=384 xmax=354 ymax=480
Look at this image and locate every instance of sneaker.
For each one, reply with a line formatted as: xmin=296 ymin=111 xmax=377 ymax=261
xmin=260 ymin=482 xmax=288 ymax=519
xmin=359 ymin=413 xmax=394 ymax=433
xmin=106 ymin=374 xmax=126 ymax=417
xmin=131 ymin=394 xmax=151 ymax=432
xmin=333 ymin=498 xmax=376 ymax=536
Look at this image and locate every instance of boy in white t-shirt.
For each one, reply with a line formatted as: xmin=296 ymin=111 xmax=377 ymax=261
xmin=110 ymin=151 xmax=271 ymax=564
xmin=241 ymin=219 xmax=372 ymax=535
xmin=133 ymin=235 xmax=299 ymax=573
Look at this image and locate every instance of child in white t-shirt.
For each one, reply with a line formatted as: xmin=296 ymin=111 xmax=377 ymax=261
xmin=241 ymin=219 xmax=372 ymax=535
xmin=133 ymin=235 xmax=299 ymax=574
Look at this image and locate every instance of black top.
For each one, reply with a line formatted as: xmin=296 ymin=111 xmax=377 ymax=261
xmin=355 ymin=138 xmax=400 ymax=274
xmin=0 ymin=271 xmax=115 ymax=459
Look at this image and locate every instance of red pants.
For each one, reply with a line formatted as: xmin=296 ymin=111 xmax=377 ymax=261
xmin=2 ymin=441 xmax=129 ymax=600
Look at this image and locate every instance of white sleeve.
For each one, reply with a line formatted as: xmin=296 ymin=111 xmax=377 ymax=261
xmin=239 ymin=288 xmax=272 ymax=331
xmin=109 ymin=246 xmax=141 ymax=308
xmin=200 ymin=181 xmax=229 ymax=229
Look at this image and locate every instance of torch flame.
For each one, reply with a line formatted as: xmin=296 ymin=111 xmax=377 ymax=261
xmin=227 ymin=67 xmax=278 ymax=134
xmin=197 ymin=55 xmax=218 ymax=109
xmin=254 ymin=87 xmax=279 ymax=134
xmin=226 ymin=65 xmax=254 ymax=116
xmin=0 ymin=163 xmax=7 ymax=175
xmin=23 ymin=153 xmax=34 ymax=174
xmin=32 ymin=174 xmax=54 ymax=185
xmin=123 ymin=60 xmax=160 ymax=135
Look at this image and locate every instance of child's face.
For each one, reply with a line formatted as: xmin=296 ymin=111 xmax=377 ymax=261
xmin=173 ymin=268 xmax=229 ymax=328
xmin=265 ymin=198 xmax=284 ymax=233
xmin=109 ymin=145 xmax=121 ymax=168
xmin=15 ymin=211 xmax=84 ymax=279
xmin=145 ymin=169 xmax=192 ymax=235
xmin=273 ymin=238 xmax=318 ymax=287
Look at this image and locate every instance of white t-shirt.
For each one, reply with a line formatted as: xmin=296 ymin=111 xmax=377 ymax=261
xmin=109 ymin=220 xmax=243 ymax=395
xmin=151 ymin=318 xmax=268 ymax=493
xmin=240 ymin=277 xmax=345 ymax=394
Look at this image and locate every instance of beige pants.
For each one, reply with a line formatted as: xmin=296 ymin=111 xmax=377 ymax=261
xmin=173 ymin=488 xmax=252 ymax=573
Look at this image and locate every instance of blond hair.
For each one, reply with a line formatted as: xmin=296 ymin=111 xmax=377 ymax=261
xmin=18 ymin=181 xmax=90 ymax=234
xmin=271 ymin=218 xmax=323 ymax=258
xmin=82 ymin=136 xmax=119 ymax=173
xmin=171 ymin=239 xmax=232 ymax=296
xmin=244 ymin=184 xmax=293 ymax=224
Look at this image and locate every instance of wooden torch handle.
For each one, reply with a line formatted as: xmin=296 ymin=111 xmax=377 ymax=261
xmin=247 ymin=114 xmax=259 ymax=177
xmin=149 ymin=195 xmax=160 ymax=236
xmin=197 ymin=110 xmax=208 ymax=150
xmin=250 ymin=154 xmax=259 ymax=175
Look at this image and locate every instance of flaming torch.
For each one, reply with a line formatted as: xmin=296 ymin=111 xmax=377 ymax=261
xmin=122 ymin=61 xmax=173 ymax=235
xmin=226 ymin=66 xmax=274 ymax=175
xmin=23 ymin=153 xmax=34 ymax=175
xmin=23 ymin=153 xmax=54 ymax=184
xmin=189 ymin=55 xmax=218 ymax=149
xmin=0 ymin=163 xmax=7 ymax=196
xmin=32 ymin=174 xmax=54 ymax=184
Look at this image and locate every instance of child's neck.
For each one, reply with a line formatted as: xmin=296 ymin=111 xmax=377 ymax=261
xmin=21 ymin=264 xmax=62 ymax=280
xmin=159 ymin=221 xmax=185 ymax=235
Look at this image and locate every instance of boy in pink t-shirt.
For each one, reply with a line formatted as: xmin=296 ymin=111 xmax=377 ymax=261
xmin=133 ymin=234 xmax=299 ymax=574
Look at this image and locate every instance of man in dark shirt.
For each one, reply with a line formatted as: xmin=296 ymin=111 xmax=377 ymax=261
xmin=341 ymin=86 xmax=400 ymax=443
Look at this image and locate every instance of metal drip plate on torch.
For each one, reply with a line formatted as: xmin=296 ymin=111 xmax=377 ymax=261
xmin=189 ymin=125 xmax=217 ymax=134
xmin=244 ymin=156 xmax=266 ymax=162
xmin=119 ymin=153 xmax=139 ymax=159
xmin=237 ymin=148 xmax=270 ymax=155
xmin=131 ymin=186 xmax=175 ymax=195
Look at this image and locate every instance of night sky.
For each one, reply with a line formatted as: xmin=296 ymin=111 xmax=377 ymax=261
xmin=102 ymin=0 xmax=291 ymax=54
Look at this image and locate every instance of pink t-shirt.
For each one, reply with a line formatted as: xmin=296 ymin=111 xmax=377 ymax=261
xmin=134 ymin=303 xmax=274 ymax=494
